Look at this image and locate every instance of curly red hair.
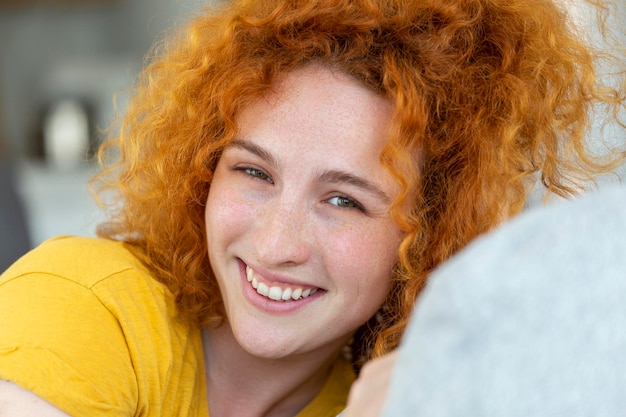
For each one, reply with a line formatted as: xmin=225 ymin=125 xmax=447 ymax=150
xmin=93 ymin=0 xmax=625 ymax=366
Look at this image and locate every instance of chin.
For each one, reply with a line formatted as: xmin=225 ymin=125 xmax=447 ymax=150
xmin=237 ymin=336 xmax=300 ymax=359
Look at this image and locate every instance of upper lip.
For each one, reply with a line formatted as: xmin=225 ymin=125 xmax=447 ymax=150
xmin=240 ymin=259 xmax=322 ymax=289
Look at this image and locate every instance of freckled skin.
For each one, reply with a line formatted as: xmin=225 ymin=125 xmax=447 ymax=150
xmin=205 ymin=64 xmax=403 ymax=362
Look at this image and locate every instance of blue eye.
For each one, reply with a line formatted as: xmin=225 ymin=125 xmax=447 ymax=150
xmin=237 ymin=167 xmax=274 ymax=183
xmin=328 ymin=196 xmax=363 ymax=210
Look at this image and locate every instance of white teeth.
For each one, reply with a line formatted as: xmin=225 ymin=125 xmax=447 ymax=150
xmin=268 ymin=286 xmax=283 ymax=301
xmin=246 ymin=265 xmax=317 ymax=302
xmin=281 ymin=287 xmax=292 ymax=300
xmin=257 ymin=282 xmax=269 ymax=297
xmin=291 ymin=288 xmax=302 ymax=300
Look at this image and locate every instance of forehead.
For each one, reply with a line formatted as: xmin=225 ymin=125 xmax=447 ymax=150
xmin=231 ymin=64 xmax=397 ymax=192
xmin=271 ymin=64 xmax=391 ymax=117
xmin=235 ymin=64 xmax=394 ymax=150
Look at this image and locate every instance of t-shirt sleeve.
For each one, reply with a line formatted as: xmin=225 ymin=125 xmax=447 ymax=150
xmin=0 ymin=272 xmax=138 ymax=417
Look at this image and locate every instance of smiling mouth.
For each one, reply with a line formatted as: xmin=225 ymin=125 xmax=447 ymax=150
xmin=246 ymin=266 xmax=319 ymax=301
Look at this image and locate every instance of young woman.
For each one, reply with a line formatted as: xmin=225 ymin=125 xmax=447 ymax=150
xmin=1 ymin=0 xmax=624 ymax=416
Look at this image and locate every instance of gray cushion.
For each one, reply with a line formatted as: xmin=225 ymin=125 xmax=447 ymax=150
xmin=382 ymin=185 xmax=626 ymax=417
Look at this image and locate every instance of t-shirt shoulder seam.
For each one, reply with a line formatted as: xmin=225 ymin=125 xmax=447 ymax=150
xmin=0 ymin=267 xmax=138 ymax=291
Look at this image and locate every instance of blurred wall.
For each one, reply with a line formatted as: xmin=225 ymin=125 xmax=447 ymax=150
xmin=0 ymin=0 xmax=206 ymax=157
xmin=0 ymin=0 xmax=207 ymax=251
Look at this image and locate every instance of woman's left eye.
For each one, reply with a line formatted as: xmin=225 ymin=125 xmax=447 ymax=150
xmin=327 ymin=196 xmax=363 ymax=211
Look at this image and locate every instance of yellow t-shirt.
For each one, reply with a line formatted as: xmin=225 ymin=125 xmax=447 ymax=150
xmin=0 ymin=236 xmax=354 ymax=417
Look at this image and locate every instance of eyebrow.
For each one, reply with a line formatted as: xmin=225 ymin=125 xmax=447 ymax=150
xmin=227 ymin=138 xmax=391 ymax=204
xmin=228 ymin=139 xmax=279 ymax=170
xmin=317 ymin=169 xmax=391 ymax=204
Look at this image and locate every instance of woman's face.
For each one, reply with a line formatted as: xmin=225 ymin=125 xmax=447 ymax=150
xmin=205 ymin=64 xmax=403 ymax=361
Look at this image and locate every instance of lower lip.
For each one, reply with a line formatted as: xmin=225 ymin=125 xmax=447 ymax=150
xmin=238 ymin=260 xmax=322 ymax=314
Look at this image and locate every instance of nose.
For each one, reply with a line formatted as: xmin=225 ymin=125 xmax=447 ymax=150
xmin=252 ymin=196 xmax=312 ymax=267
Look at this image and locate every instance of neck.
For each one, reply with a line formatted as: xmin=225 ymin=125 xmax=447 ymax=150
xmin=202 ymin=324 xmax=343 ymax=417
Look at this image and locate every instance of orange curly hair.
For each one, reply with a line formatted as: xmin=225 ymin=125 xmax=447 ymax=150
xmin=93 ymin=0 xmax=625 ymax=366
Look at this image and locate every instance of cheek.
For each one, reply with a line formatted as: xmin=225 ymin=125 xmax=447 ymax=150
xmin=329 ymin=226 xmax=400 ymax=301
xmin=205 ymin=179 xmax=253 ymax=249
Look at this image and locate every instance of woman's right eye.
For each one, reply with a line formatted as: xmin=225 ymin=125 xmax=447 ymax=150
xmin=236 ymin=166 xmax=274 ymax=184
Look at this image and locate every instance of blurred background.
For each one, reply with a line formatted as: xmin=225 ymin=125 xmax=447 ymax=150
xmin=0 ymin=0 xmax=624 ymax=271
xmin=0 ymin=0 xmax=206 ymax=269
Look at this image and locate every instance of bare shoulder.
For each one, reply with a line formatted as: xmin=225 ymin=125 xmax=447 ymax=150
xmin=0 ymin=380 xmax=71 ymax=417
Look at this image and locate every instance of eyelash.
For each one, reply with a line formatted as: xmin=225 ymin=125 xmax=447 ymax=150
xmin=235 ymin=166 xmax=274 ymax=184
xmin=233 ymin=165 xmax=366 ymax=212
xmin=327 ymin=196 xmax=365 ymax=212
